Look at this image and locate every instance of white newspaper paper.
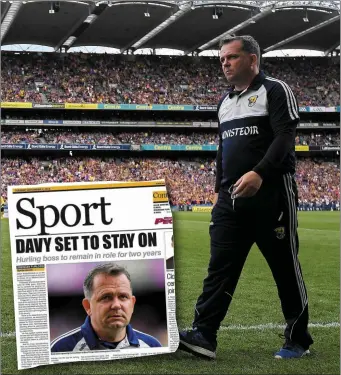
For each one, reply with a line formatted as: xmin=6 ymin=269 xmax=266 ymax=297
xmin=8 ymin=179 xmax=179 ymax=370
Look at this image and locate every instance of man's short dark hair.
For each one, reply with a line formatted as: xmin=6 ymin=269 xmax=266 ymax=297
xmin=83 ymin=263 xmax=132 ymax=299
xmin=219 ymin=35 xmax=261 ymax=67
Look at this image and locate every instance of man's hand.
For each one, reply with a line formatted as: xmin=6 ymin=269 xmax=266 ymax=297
xmin=232 ymin=171 xmax=263 ymax=198
xmin=213 ymin=193 xmax=219 ymax=207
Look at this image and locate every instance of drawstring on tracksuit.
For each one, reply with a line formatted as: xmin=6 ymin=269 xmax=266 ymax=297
xmin=228 ymin=184 xmax=236 ymax=211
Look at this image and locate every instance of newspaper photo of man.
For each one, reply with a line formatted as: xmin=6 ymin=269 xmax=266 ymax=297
xmin=166 ymin=233 xmax=175 ymax=270
xmin=51 ymin=263 xmax=162 ymax=352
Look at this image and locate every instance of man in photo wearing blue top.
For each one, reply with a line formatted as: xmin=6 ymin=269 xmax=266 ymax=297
xmin=51 ymin=263 xmax=162 ymax=352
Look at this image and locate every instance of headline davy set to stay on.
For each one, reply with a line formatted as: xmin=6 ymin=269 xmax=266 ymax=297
xmin=8 ymin=180 xmax=179 ymax=370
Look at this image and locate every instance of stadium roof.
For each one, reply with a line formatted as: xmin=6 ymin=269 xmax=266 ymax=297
xmin=1 ymin=0 xmax=340 ymax=55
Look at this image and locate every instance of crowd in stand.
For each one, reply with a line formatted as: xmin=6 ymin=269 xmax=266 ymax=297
xmin=1 ymin=130 xmax=340 ymax=146
xmin=1 ymin=157 xmax=339 ymax=209
xmin=1 ymin=53 xmax=339 ymax=106
xmin=1 ymin=60 xmax=43 ymax=103
xmin=1 ymin=53 xmax=339 ymax=210
xmin=0 ymin=130 xmax=217 ymax=145
xmin=295 ymin=132 xmax=340 ymax=147
xmin=261 ymin=57 xmax=340 ymax=107
xmin=296 ymin=159 xmax=340 ymax=210
xmin=1 ymin=157 xmax=215 ymax=206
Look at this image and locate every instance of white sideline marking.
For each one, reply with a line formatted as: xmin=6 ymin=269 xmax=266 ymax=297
xmin=176 ymin=220 xmax=338 ymax=232
xmin=2 ymin=322 xmax=339 ymax=339
xmin=299 ymin=228 xmax=339 ymax=233
xmin=183 ymin=322 xmax=340 ymax=332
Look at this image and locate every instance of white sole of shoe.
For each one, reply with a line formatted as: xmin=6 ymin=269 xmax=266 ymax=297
xmin=180 ymin=340 xmax=216 ymax=359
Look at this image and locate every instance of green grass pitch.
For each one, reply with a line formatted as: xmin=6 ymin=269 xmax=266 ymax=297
xmin=1 ymin=211 xmax=339 ymax=374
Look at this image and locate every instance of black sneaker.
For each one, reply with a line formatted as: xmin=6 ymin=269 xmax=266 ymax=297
xmin=179 ymin=329 xmax=217 ymax=359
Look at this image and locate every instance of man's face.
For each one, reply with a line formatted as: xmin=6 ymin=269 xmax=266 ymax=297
xmin=219 ymin=40 xmax=255 ymax=85
xmin=83 ymin=273 xmax=136 ymax=332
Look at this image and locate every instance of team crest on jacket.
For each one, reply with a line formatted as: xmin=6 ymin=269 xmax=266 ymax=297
xmin=274 ymin=226 xmax=285 ymax=240
xmin=248 ymin=95 xmax=258 ymax=107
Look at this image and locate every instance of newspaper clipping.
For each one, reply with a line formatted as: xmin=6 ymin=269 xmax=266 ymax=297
xmin=8 ymin=179 xmax=179 ymax=370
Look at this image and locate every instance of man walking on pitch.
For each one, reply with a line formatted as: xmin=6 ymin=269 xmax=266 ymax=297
xmin=179 ymin=35 xmax=313 ymax=360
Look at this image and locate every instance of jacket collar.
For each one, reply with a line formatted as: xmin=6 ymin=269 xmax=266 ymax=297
xmin=248 ymin=70 xmax=266 ymax=90
xmin=81 ymin=316 xmax=140 ymax=349
xmin=228 ymin=71 xmax=266 ymax=98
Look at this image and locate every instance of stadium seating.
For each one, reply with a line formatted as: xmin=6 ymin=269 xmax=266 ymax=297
xmin=1 ymin=53 xmax=339 ymax=211
xmin=1 ymin=130 xmax=340 ymax=147
xmin=1 ymin=53 xmax=339 ymax=106
xmin=1 ymin=156 xmax=339 ymax=210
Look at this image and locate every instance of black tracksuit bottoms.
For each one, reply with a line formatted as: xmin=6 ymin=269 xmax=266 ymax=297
xmin=192 ymin=173 xmax=314 ymax=350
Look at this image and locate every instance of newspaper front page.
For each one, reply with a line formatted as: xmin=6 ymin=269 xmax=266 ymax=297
xmin=8 ymin=179 xmax=179 ymax=370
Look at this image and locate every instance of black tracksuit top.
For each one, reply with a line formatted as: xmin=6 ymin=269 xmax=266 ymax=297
xmin=215 ymin=71 xmax=299 ymax=193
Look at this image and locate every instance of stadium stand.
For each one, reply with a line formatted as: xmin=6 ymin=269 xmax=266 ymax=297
xmin=1 ymin=53 xmax=340 ymax=106
xmin=1 ymin=156 xmax=339 ymax=210
xmin=1 ymin=130 xmax=340 ymax=147
xmin=1 ymin=0 xmax=340 ymax=212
